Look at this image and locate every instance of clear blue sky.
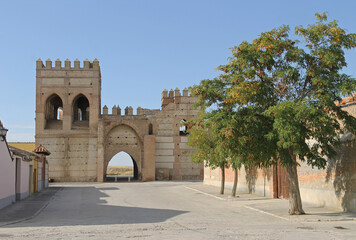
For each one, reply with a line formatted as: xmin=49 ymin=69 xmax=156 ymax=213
xmin=1 ymin=1 xmax=355 ymax=147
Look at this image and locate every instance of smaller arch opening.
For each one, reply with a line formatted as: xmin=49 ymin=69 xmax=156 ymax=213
xmin=72 ymin=94 xmax=89 ymax=128
xmin=179 ymin=119 xmax=188 ymax=136
xmin=45 ymin=94 xmax=63 ymax=130
xmin=148 ymin=123 xmax=153 ymax=135
xmin=106 ymin=152 xmax=138 ymax=182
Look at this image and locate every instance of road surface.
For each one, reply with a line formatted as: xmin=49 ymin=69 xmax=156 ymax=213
xmin=0 ymin=182 xmax=355 ymax=239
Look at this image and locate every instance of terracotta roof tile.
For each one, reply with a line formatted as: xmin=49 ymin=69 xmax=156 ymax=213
xmin=33 ymin=144 xmax=51 ymax=155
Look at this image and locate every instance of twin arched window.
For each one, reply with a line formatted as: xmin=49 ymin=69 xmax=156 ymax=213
xmin=45 ymin=93 xmax=90 ymax=129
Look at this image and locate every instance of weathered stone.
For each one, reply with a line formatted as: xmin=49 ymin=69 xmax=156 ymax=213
xmin=35 ymin=58 xmax=203 ymax=182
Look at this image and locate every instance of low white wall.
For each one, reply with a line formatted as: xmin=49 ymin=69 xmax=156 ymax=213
xmin=16 ymin=157 xmax=30 ymax=200
xmin=0 ymin=141 xmax=15 ymax=209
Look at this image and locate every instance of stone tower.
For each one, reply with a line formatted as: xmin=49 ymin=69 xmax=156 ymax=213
xmin=35 ymin=58 xmax=101 ymax=181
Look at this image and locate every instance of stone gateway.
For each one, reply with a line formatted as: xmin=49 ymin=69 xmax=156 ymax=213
xmin=35 ymin=58 xmax=203 ymax=182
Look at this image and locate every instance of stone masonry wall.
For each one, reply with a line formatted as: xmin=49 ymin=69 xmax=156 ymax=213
xmin=36 ymin=59 xmax=100 ymax=182
xmin=298 ymin=103 xmax=356 ymax=211
xmin=204 ymin=165 xmax=273 ymax=197
xmin=36 ymin=59 xmax=203 ymax=182
xmin=37 ymin=136 xmax=97 ymax=181
xmin=155 ymin=89 xmax=203 ymax=180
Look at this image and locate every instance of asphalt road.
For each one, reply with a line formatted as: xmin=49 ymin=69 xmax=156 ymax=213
xmin=0 ymin=182 xmax=355 ymax=239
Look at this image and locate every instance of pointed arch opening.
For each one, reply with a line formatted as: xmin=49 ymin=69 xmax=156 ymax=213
xmin=45 ymin=94 xmax=63 ymax=130
xmin=106 ymin=151 xmax=138 ymax=182
xmin=102 ymin=124 xmax=143 ymax=182
xmin=72 ymin=94 xmax=89 ymax=128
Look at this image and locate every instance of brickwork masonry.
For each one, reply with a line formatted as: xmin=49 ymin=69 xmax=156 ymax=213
xmin=35 ymin=59 xmax=203 ymax=182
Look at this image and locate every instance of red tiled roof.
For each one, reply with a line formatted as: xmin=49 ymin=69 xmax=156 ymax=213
xmin=33 ymin=144 xmax=51 ymax=155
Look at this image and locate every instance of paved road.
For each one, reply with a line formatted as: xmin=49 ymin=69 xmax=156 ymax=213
xmin=0 ymin=182 xmax=355 ymax=239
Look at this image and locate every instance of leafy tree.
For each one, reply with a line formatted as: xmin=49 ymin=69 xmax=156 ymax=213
xmin=188 ymin=110 xmax=230 ymax=194
xmin=192 ymin=13 xmax=356 ymax=214
xmin=225 ymin=107 xmax=276 ymax=197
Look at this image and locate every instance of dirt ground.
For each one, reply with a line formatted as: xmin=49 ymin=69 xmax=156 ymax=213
xmin=106 ymin=166 xmax=133 ymax=176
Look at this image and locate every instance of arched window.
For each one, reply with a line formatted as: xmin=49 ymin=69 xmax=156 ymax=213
xmin=45 ymin=94 xmax=63 ymax=129
xmin=148 ymin=123 xmax=153 ymax=135
xmin=179 ymin=119 xmax=188 ymax=136
xmin=72 ymin=94 xmax=89 ymax=128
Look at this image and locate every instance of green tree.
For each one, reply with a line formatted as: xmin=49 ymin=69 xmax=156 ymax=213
xmin=192 ymin=13 xmax=356 ymax=214
xmin=188 ymin=109 xmax=230 ymax=194
xmin=226 ymin=107 xmax=276 ymax=196
xmin=189 ymin=82 xmax=264 ymax=197
xmin=226 ymin=13 xmax=356 ymax=214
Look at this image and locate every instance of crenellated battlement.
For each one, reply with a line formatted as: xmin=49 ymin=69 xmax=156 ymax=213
xmin=161 ymin=87 xmax=196 ymax=108
xmin=36 ymin=58 xmax=100 ymax=70
xmin=102 ymin=105 xmax=159 ymax=116
xmin=161 ymin=88 xmax=190 ymax=98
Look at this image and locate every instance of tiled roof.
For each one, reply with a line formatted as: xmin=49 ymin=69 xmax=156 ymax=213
xmin=8 ymin=146 xmax=39 ymax=161
xmin=33 ymin=144 xmax=51 ymax=155
xmin=9 ymin=142 xmax=51 ymax=156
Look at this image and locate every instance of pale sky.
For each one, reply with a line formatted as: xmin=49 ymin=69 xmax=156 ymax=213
xmin=1 ymin=0 xmax=356 ymax=166
xmin=109 ymin=152 xmax=133 ymax=167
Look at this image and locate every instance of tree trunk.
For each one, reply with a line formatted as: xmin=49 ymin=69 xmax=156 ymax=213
xmin=232 ymin=168 xmax=238 ymax=197
xmin=220 ymin=165 xmax=225 ymax=195
xmin=286 ymin=154 xmax=305 ymax=215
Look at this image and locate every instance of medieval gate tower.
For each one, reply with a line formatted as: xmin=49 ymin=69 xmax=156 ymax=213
xmin=35 ymin=58 xmax=203 ymax=182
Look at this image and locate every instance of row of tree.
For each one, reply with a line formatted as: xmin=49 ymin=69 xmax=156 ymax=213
xmin=187 ymin=13 xmax=356 ymax=215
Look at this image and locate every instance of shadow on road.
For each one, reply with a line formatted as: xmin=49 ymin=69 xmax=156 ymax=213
xmin=1 ymin=186 xmax=188 ymax=228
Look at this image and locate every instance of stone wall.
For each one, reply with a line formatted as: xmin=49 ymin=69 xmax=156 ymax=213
xmin=204 ymin=165 xmax=273 ymax=197
xmin=35 ymin=59 xmax=203 ymax=182
xmin=154 ymin=89 xmax=203 ymax=180
xmin=36 ymin=58 xmax=100 ymax=182
xmin=37 ymin=136 xmax=97 ymax=181
xmin=298 ymin=137 xmax=356 ymax=211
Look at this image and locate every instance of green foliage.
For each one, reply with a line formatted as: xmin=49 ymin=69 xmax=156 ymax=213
xmin=187 ymin=110 xmax=230 ymax=169
xmin=264 ymin=100 xmax=342 ymax=168
xmin=190 ymin=12 xmax=356 ymax=172
xmin=200 ymin=13 xmax=356 ymax=170
xmin=189 ymin=12 xmax=356 ymax=214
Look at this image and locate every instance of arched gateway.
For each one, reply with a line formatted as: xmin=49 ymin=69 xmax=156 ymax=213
xmin=104 ymin=124 xmax=142 ymax=180
xmin=35 ymin=58 xmax=203 ymax=182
